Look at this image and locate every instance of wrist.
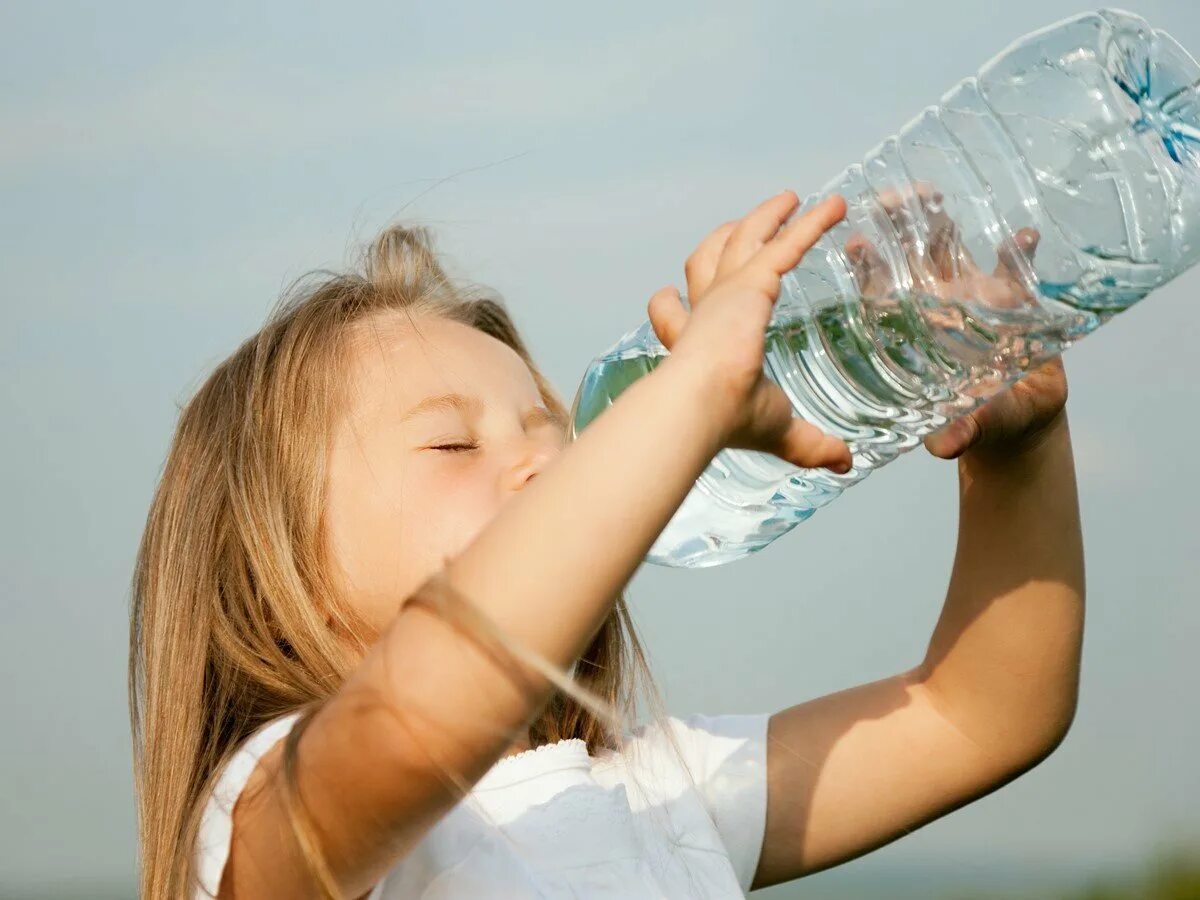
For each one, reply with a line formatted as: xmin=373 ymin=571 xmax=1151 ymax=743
xmin=655 ymin=352 xmax=735 ymax=455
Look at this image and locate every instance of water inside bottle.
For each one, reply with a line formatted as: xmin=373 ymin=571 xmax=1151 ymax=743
xmin=569 ymin=286 xmax=1112 ymax=567
xmin=572 ymin=287 xmax=1107 ymax=463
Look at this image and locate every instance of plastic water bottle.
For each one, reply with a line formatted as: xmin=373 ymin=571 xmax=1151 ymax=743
xmin=569 ymin=8 xmax=1200 ymax=569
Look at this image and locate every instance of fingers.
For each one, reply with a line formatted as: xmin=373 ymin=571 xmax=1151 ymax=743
xmin=873 ymin=182 xmax=990 ymax=286
xmin=922 ymin=414 xmax=980 ymax=460
xmin=928 ymin=218 xmax=981 ymax=282
xmin=647 ymin=285 xmax=688 ymax=351
xmin=684 ymin=220 xmax=738 ymax=300
xmin=752 ymin=194 xmax=848 ymax=277
xmin=876 ymin=179 xmax=939 ymax=209
xmin=845 ymin=233 xmax=891 ymax=298
xmin=871 ymin=185 xmax=1043 ymax=304
xmin=964 ymin=226 xmax=1041 ymax=310
xmin=874 ymin=181 xmax=942 ymax=235
xmin=739 ymin=382 xmax=853 ymax=473
xmin=715 ymin=190 xmax=802 ymax=280
xmin=993 ymin=226 xmax=1040 ymax=291
xmin=782 ymin=416 xmax=854 ymax=473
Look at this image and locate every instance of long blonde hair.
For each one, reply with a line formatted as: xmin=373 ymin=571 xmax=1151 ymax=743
xmin=129 ymin=223 xmax=668 ymax=898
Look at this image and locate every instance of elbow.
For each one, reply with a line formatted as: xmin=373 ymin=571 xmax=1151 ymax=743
xmin=1046 ymin=696 xmax=1079 ymax=755
xmin=909 ymin=664 xmax=1081 ymax=778
xmin=1013 ymin=693 xmax=1079 ymax=776
xmin=1040 ymin=666 xmax=1082 ymax=757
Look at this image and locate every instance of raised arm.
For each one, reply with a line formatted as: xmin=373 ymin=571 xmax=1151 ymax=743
xmin=218 ymin=191 xmax=853 ymax=899
xmin=753 ymin=405 xmax=1083 ymax=888
xmin=750 ymin=185 xmax=1084 ymax=889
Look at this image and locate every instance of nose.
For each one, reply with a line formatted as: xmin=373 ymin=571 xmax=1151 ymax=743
xmin=505 ymin=439 xmax=560 ymax=493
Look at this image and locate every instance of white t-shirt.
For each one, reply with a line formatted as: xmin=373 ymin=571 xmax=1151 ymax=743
xmin=194 ymin=709 xmax=771 ymax=898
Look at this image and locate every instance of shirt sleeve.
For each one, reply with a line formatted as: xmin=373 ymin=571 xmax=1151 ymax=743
xmin=193 ymin=712 xmax=302 ymax=899
xmin=664 ymin=712 xmax=772 ymax=893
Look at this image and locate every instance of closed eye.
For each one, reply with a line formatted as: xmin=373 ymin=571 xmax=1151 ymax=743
xmin=430 ymin=442 xmax=478 ymax=452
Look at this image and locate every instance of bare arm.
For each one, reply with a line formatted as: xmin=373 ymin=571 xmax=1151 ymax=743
xmin=919 ymin=409 xmax=1084 ymax=757
xmin=753 ymin=409 xmax=1085 ymax=888
xmin=223 ymin=355 xmax=726 ymax=898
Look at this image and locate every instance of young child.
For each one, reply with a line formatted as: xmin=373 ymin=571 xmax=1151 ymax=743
xmin=129 ymin=189 xmax=1084 ymax=899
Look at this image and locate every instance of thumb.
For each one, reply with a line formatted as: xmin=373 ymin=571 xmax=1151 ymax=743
xmin=923 ymin=413 xmax=980 ymax=459
xmin=993 ymin=227 xmax=1040 ymax=287
xmin=781 ymin=416 xmax=853 ymax=473
xmin=647 ymin=285 xmax=689 ymax=351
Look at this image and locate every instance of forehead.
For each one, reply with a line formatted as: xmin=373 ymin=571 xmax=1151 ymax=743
xmin=342 ymin=313 xmax=539 ymax=411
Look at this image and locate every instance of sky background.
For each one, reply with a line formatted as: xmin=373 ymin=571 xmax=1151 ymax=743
xmin=1 ymin=1 xmax=1197 ymax=896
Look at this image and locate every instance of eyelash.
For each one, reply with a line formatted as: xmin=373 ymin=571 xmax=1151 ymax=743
xmin=428 ymin=415 xmax=561 ymax=454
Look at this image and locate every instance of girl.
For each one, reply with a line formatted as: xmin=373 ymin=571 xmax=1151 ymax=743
xmin=129 ymin=189 xmax=1083 ymax=898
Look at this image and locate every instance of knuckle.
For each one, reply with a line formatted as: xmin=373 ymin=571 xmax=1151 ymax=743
xmin=742 ymin=264 xmax=781 ymax=297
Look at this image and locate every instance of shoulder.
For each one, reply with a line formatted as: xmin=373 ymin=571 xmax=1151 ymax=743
xmin=619 ymin=710 xmax=771 ymax=787
xmin=194 ymin=712 xmax=304 ymax=899
xmin=667 ymin=711 xmax=771 ymax=774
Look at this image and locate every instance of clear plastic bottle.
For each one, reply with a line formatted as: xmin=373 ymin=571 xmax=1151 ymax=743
xmin=569 ymin=7 xmax=1200 ymax=569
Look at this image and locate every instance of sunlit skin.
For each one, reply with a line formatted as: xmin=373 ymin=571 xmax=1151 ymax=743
xmin=324 ymin=315 xmax=568 ymax=636
xmin=221 ymin=189 xmax=1083 ymax=899
xmin=320 ymin=192 xmax=1074 ymax=810
xmin=322 ymin=315 xmax=573 ymax=757
xmin=647 ymin=188 xmax=1080 ymax=888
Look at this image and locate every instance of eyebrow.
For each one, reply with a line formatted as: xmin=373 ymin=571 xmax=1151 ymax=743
xmin=400 ymin=391 xmax=568 ymax=430
xmin=400 ymin=392 xmax=483 ymax=423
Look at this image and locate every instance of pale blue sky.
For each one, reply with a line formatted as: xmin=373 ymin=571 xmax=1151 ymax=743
xmin=2 ymin=1 xmax=1197 ymax=896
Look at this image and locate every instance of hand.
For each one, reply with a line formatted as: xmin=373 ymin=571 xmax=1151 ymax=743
xmin=647 ymin=190 xmax=854 ymax=474
xmin=844 ymin=182 xmax=1069 ymax=461
xmin=846 ymin=181 xmax=1041 ymax=311
xmin=924 ymin=355 xmax=1068 ymax=461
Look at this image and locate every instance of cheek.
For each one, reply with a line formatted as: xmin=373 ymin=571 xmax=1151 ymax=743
xmin=408 ymin=465 xmax=500 ymax=562
xmin=326 ymin=455 xmax=502 ymax=624
xmin=325 ymin=468 xmax=412 ymax=612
